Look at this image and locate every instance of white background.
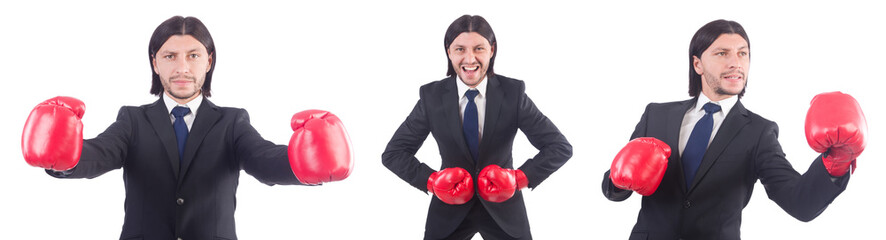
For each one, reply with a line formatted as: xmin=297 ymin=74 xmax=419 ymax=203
xmin=1 ymin=1 xmax=883 ymax=239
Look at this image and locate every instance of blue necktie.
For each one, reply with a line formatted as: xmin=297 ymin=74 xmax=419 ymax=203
xmin=171 ymin=106 xmax=191 ymax=164
xmin=682 ymin=102 xmax=721 ymax=189
xmin=463 ymin=89 xmax=480 ymax=161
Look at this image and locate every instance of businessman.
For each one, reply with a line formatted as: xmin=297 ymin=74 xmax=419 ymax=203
xmin=21 ymin=16 xmax=353 ymax=240
xmin=601 ymin=19 xmax=866 ymax=239
xmin=382 ymin=15 xmax=572 ymax=240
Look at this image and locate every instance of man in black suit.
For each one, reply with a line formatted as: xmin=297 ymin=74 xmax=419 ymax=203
xmin=601 ymin=19 xmax=863 ymax=239
xmin=21 ymin=16 xmax=353 ymax=239
xmin=382 ymin=15 xmax=572 ymax=240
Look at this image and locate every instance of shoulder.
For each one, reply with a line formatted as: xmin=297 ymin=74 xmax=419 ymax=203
xmin=492 ymin=74 xmax=525 ymax=92
xmin=132 ymin=100 xmax=161 ymax=111
xmin=730 ymin=101 xmax=776 ymax=126
xmin=645 ymin=98 xmax=693 ymax=113
xmin=727 ymin=102 xmax=779 ymax=136
xmin=418 ymin=76 xmax=455 ymax=97
xmin=744 ymin=108 xmax=777 ymax=127
xmin=199 ymin=99 xmax=247 ymax=114
xmin=420 ymin=76 xmax=453 ymax=89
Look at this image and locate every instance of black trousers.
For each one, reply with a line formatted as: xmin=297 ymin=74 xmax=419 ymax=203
xmin=427 ymin=201 xmax=532 ymax=240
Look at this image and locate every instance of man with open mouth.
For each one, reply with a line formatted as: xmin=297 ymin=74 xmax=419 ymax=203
xmin=382 ymin=15 xmax=573 ymax=240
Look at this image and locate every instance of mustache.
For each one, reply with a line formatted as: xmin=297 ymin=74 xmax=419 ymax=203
xmin=170 ymin=75 xmax=196 ymax=81
xmin=720 ymin=71 xmax=746 ymax=78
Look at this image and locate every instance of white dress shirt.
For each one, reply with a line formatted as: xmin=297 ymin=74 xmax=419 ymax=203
xmin=456 ymin=76 xmax=488 ymax=140
xmin=678 ymin=93 xmax=738 ymax=156
xmin=163 ymin=93 xmax=203 ymax=131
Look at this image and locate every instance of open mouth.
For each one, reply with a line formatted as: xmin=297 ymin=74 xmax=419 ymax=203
xmin=461 ymin=65 xmax=481 ymax=77
xmin=722 ymin=73 xmax=743 ymax=82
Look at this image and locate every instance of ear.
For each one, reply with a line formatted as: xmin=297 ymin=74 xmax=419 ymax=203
xmin=490 ymin=42 xmax=495 ymax=56
xmin=152 ymin=55 xmax=160 ymax=75
xmin=206 ymin=52 xmax=214 ymax=73
xmin=692 ymin=55 xmax=703 ymax=75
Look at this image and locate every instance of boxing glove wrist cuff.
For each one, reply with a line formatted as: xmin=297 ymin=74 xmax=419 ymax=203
xmin=823 ymin=158 xmax=856 ymax=177
xmin=515 ymin=170 xmax=528 ymax=189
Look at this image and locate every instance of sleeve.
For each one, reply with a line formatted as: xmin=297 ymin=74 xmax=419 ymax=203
xmin=756 ymin=122 xmax=849 ymax=222
xmin=235 ymin=109 xmax=304 ymax=186
xmin=601 ymin=103 xmax=652 ymax=201
xmin=514 ymin=85 xmax=573 ymax=189
xmin=47 ymin=107 xmax=132 ymax=179
xmin=381 ymin=96 xmax=437 ymax=193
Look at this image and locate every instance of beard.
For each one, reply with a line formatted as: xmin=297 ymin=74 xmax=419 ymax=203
xmin=163 ymin=75 xmax=202 ymax=100
xmin=704 ymin=71 xmax=746 ymax=96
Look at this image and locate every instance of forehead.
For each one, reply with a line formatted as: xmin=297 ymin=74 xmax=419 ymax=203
xmin=706 ymin=33 xmax=749 ymax=51
xmin=158 ymin=35 xmax=208 ymax=53
xmin=450 ymin=32 xmax=491 ymax=46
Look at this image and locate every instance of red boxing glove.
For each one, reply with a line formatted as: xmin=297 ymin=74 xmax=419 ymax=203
xmin=609 ymin=137 xmax=670 ymax=196
xmin=22 ymin=96 xmax=85 ymax=171
xmin=427 ymin=167 xmax=474 ymax=205
xmin=477 ymin=165 xmax=528 ymax=203
xmin=805 ymin=92 xmax=867 ymax=177
xmin=288 ymin=110 xmax=353 ymax=185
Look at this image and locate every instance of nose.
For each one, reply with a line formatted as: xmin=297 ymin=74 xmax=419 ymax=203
xmin=463 ymin=51 xmax=477 ymax=64
xmin=173 ymin=56 xmax=191 ymax=75
xmin=728 ymin=54 xmax=744 ymax=70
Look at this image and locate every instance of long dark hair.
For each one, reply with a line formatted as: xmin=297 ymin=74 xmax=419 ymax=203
xmin=444 ymin=15 xmax=497 ymax=77
xmin=688 ymin=19 xmax=749 ymax=98
xmin=148 ymin=16 xmax=216 ymax=97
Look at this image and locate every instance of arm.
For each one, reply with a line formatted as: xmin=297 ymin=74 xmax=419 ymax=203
xmin=515 ymin=90 xmax=573 ymax=189
xmin=235 ymin=110 xmax=303 ymax=186
xmin=48 ymin=107 xmax=131 ymax=179
xmin=381 ymin=98 xmax=436 ymax=192
xmin=757 ymin=123 xmax=848 ymax=222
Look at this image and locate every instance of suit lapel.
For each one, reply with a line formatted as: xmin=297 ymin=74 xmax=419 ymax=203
xmin=179 ymin=98 xmax=221 ymax=184
xmin=478 ymin=75 xmax=502 ymax=166
xmin=439 ymin=76 xmax=475 ymax=166
xmin=668 ymin=99 xmax=695 ymax=194
xmin=145 ymin=98 xmax=182 ymax=177
xmin=687 ymin=100 xmax=750 ymax=194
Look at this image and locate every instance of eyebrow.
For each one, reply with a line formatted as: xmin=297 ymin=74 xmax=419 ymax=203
xmin=159 ymin=48 xmax=204 ymax=54
xmin=714 ymin=46 xmax=749 ymax=52
xmin=451 ymin=44 xmax=487 ymax=49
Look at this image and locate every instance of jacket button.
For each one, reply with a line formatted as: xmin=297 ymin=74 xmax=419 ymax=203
xmin=683 ymin=200 xmax=691 ymax=209
xmin=177 ymin=198 xmax=185 ymax=205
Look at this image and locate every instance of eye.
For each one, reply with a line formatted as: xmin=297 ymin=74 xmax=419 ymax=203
xmin=455 ymin=47 xmax=464 ymax=52
xmin=715 ymin=52 xmax=726 ymax=56
xmin=739 ymin=51 xmax=748 ymax=56
xmin=475 ymin=47 xmax=485 ymax=51
xmin=163 ymin=54 xmax=174 ymax=59
xmin=190 ymin=54 xmax=199 ymax=58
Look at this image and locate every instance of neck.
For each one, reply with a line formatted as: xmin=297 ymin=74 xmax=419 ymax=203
xmin=701 ymin=90 xmax=732 ymax=102
xmin=166 ymin=91 xmax=201 ymax=105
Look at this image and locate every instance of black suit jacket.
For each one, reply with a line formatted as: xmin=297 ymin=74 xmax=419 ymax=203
xmin=382 ymin=75 xmax=572 ymax=239
xmin=601 ymin=98 xmax=849 ymax=240
xmin=48 ymin=97 xmax=302 ymax=240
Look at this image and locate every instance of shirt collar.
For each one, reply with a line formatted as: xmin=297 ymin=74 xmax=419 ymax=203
xmin=163 ymin=92 xmax=203 ymax=116
xmin=695 ymin=93 xmax=737 ymax=116
xmin=456 ymin=75 xmax=488 ymax=98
